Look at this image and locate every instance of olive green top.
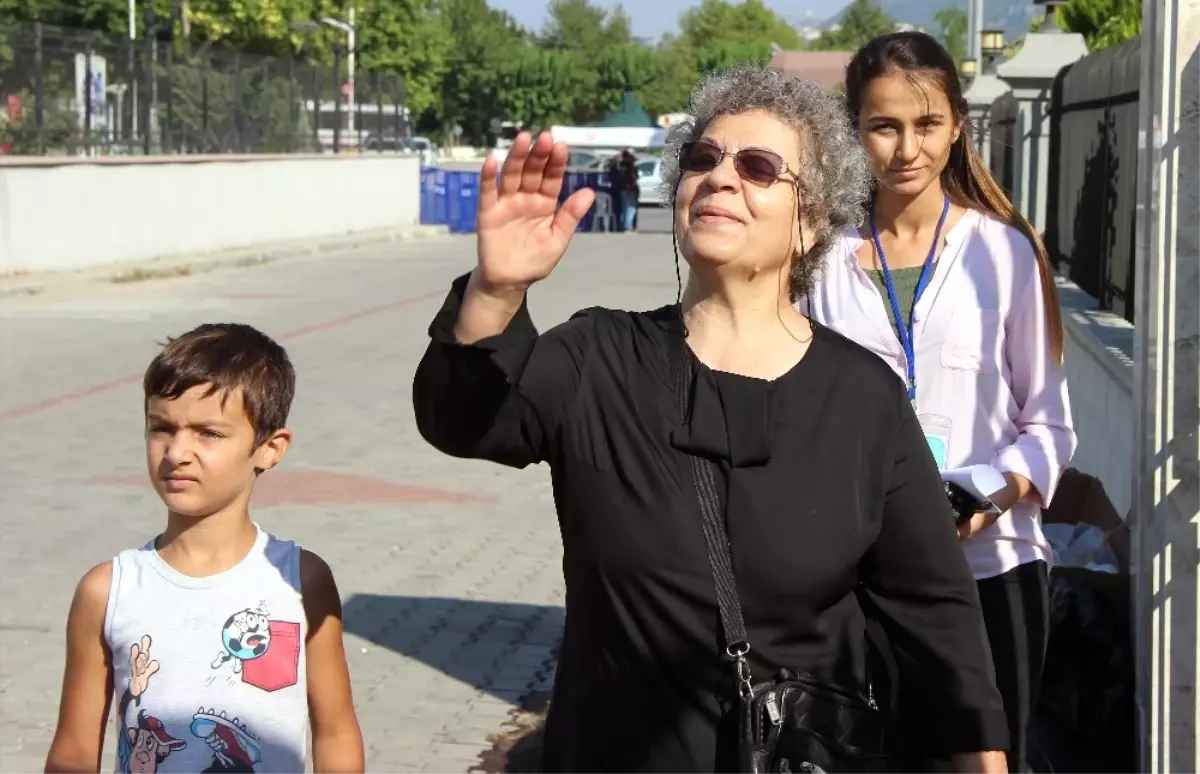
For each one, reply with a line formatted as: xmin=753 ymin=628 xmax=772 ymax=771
xmin=865 ymin=265 xmax=926 ymax=338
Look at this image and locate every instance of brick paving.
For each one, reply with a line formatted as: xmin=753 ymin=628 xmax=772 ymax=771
xmin=0 ymin=216 xmax=676 ymax=773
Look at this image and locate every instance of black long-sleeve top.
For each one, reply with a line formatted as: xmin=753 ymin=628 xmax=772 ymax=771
xmin=413 ymin=273 xmax=1009 ymax=772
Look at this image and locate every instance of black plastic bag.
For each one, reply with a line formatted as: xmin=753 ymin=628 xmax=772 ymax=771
xmin=1029 ymin=568 xmax=1136 ymax=773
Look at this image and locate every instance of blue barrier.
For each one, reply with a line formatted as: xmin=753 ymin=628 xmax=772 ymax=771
xmin=446 ymin=173 xmax=479 ymax=234
xmin=419 ymin=166 xmax=615 ymax=234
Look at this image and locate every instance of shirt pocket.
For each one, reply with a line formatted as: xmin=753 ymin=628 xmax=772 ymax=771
xmin=939 ymin=308 xmax=1003 ymax=373
xmin=241 ymin=620 xmax=301 ymax=692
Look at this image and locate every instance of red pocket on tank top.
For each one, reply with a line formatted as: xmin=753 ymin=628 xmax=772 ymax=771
xmin=242 ymin=620 xmax=301 ymax=692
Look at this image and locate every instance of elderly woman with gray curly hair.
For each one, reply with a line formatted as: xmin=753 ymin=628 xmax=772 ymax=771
xmin=412 ymin=65 xmax=1009 ymax=773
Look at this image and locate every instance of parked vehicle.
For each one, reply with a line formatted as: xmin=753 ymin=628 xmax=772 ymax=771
xmin=636 ymin=156 xmax=665 ymax=206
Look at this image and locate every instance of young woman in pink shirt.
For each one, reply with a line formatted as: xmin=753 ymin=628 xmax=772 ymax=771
xmin=801 ymin=31 xmax=1077 ymax=773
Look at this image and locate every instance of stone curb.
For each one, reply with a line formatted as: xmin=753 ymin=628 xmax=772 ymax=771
xmin=0 ymin=224 xmax=455 ymax=301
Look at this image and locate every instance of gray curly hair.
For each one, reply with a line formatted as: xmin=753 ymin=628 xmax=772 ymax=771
xmin=660 ymin=63 xmax=871 ymax=297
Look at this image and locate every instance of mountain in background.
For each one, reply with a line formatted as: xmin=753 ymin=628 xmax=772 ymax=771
xmin=821 ymin=0 xmax=1038 ymax=40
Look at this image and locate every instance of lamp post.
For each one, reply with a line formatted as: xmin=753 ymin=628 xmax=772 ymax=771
xmin=963 ymin=27 xmax=1011 ymax=163
xmin=960 ymin=57 xmax=978 ymax=80
xmin=320 ymin=9 xmax=355 ymax=137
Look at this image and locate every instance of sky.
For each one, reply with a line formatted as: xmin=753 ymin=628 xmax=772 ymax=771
xmin=486 ymin=0 xmax=836 ymax=41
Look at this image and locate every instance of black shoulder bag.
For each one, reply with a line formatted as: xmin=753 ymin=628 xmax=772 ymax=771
xmin=670 ymin=331 xmax=898 ymax=774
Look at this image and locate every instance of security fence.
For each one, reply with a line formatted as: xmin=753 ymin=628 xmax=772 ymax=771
xmin=0 ymin=21 xmax=409 ymax=157
xmin=1043 ymin=36 xmax=1141 ymax=322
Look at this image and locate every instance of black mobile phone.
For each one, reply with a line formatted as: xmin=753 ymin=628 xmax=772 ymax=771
xmin=945 ymin=482 xmax=991 ymax=526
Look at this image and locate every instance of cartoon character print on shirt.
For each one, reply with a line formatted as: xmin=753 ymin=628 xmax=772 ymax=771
xmin=117 ymin=635 xmax=187 ymax=774
xmin=208 ymin=601 xmax=302 ymax=692
xmin=190 ymin=707 xmax=263 ymax=773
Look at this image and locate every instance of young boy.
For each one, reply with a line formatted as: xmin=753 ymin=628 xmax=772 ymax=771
xmin=45 ymin=323 xmax=364 ymax=774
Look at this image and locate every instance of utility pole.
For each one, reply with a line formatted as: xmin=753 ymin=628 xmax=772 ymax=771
xmin=971 ymin=0 xmax=984 ymax=61
xmin=321 ymin=10 xmax=356 ymax=137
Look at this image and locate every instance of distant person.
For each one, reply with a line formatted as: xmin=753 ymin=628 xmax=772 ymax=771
xmin=44 ymin=324 xmax=364 ymax=774
xmin=801 ymin=31 xmax=1077 ymax=773
xmin=604 ymin=153 xmax=626 ymax=232
xmin=413 ymin=64 xmax=1009 ymax=772
xmin=619 ymin=148 xmax=640 ymax=232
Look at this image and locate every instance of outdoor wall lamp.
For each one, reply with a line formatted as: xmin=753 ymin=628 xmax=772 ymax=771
xmin=980 ymin=29 xmax=1006 ymax=59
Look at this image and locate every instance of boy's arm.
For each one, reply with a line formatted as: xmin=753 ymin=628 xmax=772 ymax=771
xmin=301 ymin=550 xmax=364 ymax=774
xmin=45 ymin=562 xmax=115 ymax=774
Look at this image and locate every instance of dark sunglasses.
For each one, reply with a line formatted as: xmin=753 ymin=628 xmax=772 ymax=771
xmin=678 ymin=139 xmax=798 ymax=186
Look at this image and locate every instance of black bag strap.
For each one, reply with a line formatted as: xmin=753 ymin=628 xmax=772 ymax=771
xmin=670 ymin=325 xmax=888 ymax=710
xmin=670 ymin=329 xmax=755 ymax=696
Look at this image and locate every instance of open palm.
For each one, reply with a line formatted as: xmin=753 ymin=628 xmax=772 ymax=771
xmin=475 ymin=132 xmax=596 ymax=290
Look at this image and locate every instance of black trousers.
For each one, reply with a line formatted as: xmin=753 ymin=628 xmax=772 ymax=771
xmin=897 ymin=560 xmax=1050 ymax=773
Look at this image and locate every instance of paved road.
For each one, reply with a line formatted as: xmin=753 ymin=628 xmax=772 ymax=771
xmin=0 ymin=224 xmax=679 ymax=772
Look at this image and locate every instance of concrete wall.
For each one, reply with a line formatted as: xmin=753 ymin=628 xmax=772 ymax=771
xmin=0 ymin=153 xmax=421 ymax=274
xmin=1058 ymin=277 xmax=1135 ymax=516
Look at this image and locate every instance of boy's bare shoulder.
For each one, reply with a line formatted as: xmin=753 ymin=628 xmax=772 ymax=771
xmin=298 ymin=549 xmax=342 ymax=629
xmin=298 ymin=549 xmax=335 ymax=590
xmin=299 ymin=550 xmax=339 ymax=601
xmin=73 ymin=561 xmax=113 ymax=615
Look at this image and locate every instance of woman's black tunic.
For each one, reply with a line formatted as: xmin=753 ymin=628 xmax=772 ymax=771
xmin=413 ymin=274 xmax=1009 ymax=772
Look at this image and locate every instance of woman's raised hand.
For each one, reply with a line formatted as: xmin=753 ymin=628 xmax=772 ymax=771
xmin=474 ymin=131 xmax=596 ymax=293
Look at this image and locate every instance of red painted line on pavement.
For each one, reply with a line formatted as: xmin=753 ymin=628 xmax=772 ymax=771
xmin=91 ymin=469 xmax=493 ymax=506
xmin=278 ymin=290 xmax=442 ymax=340
xmin=0 ymin=289 xmax=444 ymax=425
xmin=0 ymin=374 xmax=144 ymax=424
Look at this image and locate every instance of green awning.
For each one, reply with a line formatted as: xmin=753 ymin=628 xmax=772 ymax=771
xmin=595 ymin=89 xmax=658 ymax=128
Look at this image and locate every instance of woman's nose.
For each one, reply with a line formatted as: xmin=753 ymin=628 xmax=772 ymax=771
xmin=706 ymin=152 xmax=741 ymax=189
xmin=897 ymin=130 xmax=921 ymax=163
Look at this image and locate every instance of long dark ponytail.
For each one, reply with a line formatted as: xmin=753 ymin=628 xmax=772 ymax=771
xmin=845 ymin=31 xmax=1064 ymax=363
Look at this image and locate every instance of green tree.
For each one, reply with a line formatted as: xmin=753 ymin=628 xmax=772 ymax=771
xmin=633 ymin=0 xmax=799 ymax=117
xmin=180 ymin=0 xmax=329 ymax=57
xmin=354 ymin=0 xmax=451 ymax=119
xmin=538 ymin=0 xmax=637 ymax=124
xmin=934 ymin=6 xmax=967 ymax=65
xmin=496 ymin=46 xmax=576 ymax=130
xmin=437 ymin=0 xmax=526 ymax=144
xmin=1056 ymin=0 xmax=1141 ymax=49
xmin=1014 ymin=0 xmax=1139 ymax=59
xmin=640 ymin=36 xmax=698 ymax=116
xmin=679 ymin=0 xmax=801 ymax=50
xmin=809 ymin=0 xmax=895 ymax=51
xmin=540 ymin=0 xmax=631 ymax=52
xmin=698 ymin=41 xmax=773 ymax=73
xmin=596 ymin=41 xmax=656 ymax=114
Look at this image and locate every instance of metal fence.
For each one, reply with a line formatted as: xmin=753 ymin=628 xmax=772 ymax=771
xmin=0 ymin=21 xmax=409 ymax=157
xmin=1044 ymin=37 xmax=1141 ymax=322
xmin=989 ymin=93 xmax=1019 ymax=201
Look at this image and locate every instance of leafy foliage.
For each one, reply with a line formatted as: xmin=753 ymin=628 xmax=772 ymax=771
xmin=678 ymin=0 xmax=801 ymax=50
xmin=934 ymin=6 xmax=967 ymax=65
xmin=1056 ymin=0 xmax=1142 ymax=50
xmin=808 ymin=0 xmax=896 ymax=51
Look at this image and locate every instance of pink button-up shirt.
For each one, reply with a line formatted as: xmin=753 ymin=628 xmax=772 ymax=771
xmin=799 ymin=209 xmax=1077 ymax=580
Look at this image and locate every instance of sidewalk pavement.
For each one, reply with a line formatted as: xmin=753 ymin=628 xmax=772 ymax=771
xmin=0 ymin=224 xmax=452 ymax=301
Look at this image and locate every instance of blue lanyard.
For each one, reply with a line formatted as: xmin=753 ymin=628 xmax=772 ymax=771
xmin=868 ymin=195 xmax=950 ymax=405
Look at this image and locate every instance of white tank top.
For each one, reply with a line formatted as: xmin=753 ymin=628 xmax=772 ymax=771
xmin=104 ymin=524 xmax=309 ymax=774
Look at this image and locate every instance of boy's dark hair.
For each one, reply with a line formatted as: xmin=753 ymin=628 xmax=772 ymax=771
xmin=143 ymin=323 xmax=295 ymax=449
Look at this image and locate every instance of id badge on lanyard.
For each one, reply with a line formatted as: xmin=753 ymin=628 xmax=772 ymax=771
xmin=871 ymin=195 xmax=953 ymax=470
